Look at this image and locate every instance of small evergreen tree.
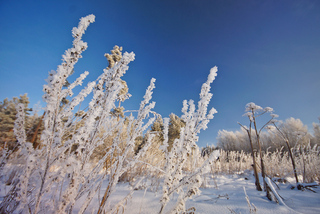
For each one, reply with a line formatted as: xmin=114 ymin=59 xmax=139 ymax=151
xmin=0 ymin=94 xmax=33 ymax=151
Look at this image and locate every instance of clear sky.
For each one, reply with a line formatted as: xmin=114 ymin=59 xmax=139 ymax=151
xmin=1 ymin=0 xmax=319 ymax=147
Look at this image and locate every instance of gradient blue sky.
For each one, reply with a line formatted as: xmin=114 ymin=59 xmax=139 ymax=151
xmin=1 ymin=0 xmax=319 ymax=147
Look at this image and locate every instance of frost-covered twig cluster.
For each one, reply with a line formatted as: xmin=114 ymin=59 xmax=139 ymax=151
xmin=159 ymin=67 xmax=219 ymax=214
xmin=0 ymin=14 xmax=155 ymax=214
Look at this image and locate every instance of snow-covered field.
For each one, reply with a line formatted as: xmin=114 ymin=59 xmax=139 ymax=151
xmin=1 ymin=170 xmax=319 ymax=214
xmin=60 ymin=171 xmax=320 ymax=214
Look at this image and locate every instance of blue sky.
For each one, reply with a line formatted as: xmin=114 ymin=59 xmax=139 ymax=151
xmin=1 ymin=0 xmax=319 ymax=147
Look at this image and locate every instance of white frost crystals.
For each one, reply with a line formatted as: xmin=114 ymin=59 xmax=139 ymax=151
xmin=159 ymin=66 xmax=218 ymax=214
xmin=0 ymin=14 xmax=219 ymax=214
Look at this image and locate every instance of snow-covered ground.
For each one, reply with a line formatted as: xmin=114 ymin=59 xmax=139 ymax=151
xmin=1 ymin=171 xmax=319 ymax=213
xmin=77 ymin=172 xmax=319 ymax=214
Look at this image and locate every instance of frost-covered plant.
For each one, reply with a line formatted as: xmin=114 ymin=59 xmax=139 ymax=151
xmin=238 ymin=102 xmax=277 ymax=192
xmin=298 ymin=144 xmax=320 ymax=183
xmin=243 ymin=186 xmax=257 ymax=214
xmin=0 ymin=103 xmax=33 ymax=213
xmin=271 ymin=121 xmax=302 ymax=189
xmin=159 ymin=67 xmax=219 ymax=214
xmin=210 ymin=150 xmax=253 ymax=175
xmin=0 ymin=14 xmax=159 ymax=214
xmin=0 ymin=14 xmax=98 ymax=213
xmin=95 ymin=78 xmax=157 ymax=214
xmin=210 ymin=147 xmax=320 ymax=184
xmin=264 ymin=117 xmax=309 ymax=189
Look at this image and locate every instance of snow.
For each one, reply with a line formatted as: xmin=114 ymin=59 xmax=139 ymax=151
xmin=22 ymin=171 xmax=316 ymax=213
